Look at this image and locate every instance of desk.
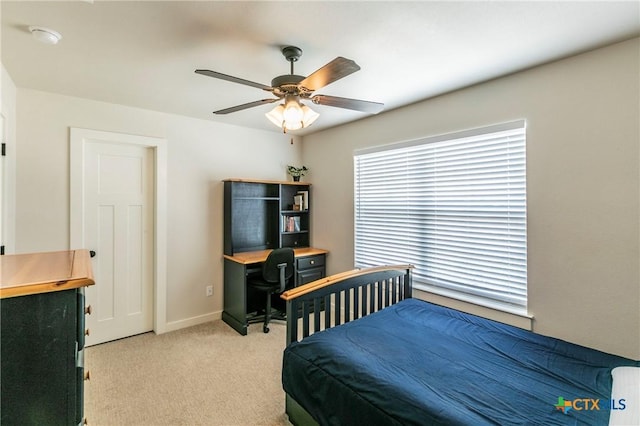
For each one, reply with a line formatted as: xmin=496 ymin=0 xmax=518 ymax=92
xmin=223 ymin=247 xmax=328 ymax=335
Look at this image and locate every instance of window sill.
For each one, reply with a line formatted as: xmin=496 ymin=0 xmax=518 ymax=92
xmin=413 ymin=285 xmax=533 ymax=331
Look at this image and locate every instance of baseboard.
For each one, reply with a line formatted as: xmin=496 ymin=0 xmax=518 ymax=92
xmin=162 ymin=310 xmax=222 ymax=333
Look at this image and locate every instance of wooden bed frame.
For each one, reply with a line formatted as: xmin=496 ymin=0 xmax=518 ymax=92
xmin=280 ymin=264 xmax=639 ymax=426
xmin=280 ymin=265 xmax=413 ymax=425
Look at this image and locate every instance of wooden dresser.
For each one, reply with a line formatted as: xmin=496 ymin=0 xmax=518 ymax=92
xmin=0 ymin=249 xmax=95 ymax=426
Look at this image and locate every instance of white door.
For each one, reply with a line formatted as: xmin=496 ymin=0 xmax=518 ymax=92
xmin=83 ymin=141 xmax=154 ymax=345
xmin=0 ymin=114 xmax=4 ymax=254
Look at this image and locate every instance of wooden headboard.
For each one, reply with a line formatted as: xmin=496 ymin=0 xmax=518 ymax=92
xmin=280 ymin=265 xmax=413 ymax=345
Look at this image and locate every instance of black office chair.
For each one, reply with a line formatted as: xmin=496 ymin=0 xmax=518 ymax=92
xmin=247 ymin=247 xmax=295 ymax=333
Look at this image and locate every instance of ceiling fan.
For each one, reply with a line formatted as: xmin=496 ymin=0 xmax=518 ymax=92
xmin=195 ymin=46 xmax=384 ymax=132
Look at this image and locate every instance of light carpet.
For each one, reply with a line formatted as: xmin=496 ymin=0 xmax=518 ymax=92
xmin=85 ymin=320 xmax=292 ymax=426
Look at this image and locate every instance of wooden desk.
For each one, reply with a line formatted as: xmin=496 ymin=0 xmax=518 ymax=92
xmin=223 ymin=247 xmax=328 ymax=335
xmin=1 ymin=250 xmax=95 ymax=425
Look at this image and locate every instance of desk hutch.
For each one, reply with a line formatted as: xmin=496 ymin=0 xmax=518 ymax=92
xmin=222 ymin=178 xmax=327 ymax=335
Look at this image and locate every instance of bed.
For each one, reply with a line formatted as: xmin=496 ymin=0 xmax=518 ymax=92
xmin=280 ymin=265 xmax=639 ymax=426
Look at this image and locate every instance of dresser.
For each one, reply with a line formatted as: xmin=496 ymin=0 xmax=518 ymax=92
xmin=0 ymin=250 xmax=95 ymax=426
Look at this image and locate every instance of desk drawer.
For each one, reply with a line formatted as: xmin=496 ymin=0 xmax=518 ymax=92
xmin=297 ymin=254 xmax=325 ymax=271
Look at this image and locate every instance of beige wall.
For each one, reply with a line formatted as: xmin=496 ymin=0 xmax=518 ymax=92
xmin=303 ymin=38 xmax=640 ymax=359
xmin=12 ymin=89 xmax=301 ymax=328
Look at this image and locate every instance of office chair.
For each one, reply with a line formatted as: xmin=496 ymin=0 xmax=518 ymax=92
xmin=247 ymin=247 xmax=295 ymax=333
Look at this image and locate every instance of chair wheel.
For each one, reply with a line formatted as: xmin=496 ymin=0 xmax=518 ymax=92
xmin=263 ymin=325 xmax=270 ymax=333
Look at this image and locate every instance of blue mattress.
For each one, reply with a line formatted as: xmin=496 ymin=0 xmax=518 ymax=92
xmin=282 ymin=299 xmax=638 ymax=426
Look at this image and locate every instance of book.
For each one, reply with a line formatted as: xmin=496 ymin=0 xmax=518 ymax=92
xmin=296 ymin=191 xmax=309 ymax=210
xmin=282 ymin=215 xmax=301 ymax=232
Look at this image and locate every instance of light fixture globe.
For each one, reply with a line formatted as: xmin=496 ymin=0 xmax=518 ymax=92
xmin=29 ymin=26 xmax=62 ymax=45
xmin=265 ymin=105 xmax=285 ymax=128
xmin=300 ymin=105 xmax=319 ymax=127
xmin=283 ymin=97 xmax=304 ymax=124
xmin=265 ymin=96 xmax=319 ymax=133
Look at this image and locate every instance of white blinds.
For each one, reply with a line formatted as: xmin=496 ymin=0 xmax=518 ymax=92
xmin=354 ymin=121 xmax=527 ymax=310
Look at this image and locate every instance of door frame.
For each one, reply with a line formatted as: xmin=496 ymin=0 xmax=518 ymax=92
xmin=0 ymin=107 xmax=16 ymax=256
xmin=0 ymin=113 xmax=5 ymax=255
xmin=70 ymin=128 xmax=168 ymax=334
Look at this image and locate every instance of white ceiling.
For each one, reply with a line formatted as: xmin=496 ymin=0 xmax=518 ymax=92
xmin=2 ymin=1 xmax=639 ymax=135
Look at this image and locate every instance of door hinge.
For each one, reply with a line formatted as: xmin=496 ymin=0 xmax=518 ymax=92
xmin=1 ymin=143 xmax=5 ymax=156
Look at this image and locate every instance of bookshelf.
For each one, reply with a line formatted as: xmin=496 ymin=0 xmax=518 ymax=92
xmin=223 ymin=179 xmax=312 ymax=255
xmin=279 ymin=184 xmax=309 ymax=249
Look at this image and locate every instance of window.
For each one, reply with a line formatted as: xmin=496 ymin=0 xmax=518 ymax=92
xmin=354 ymin=120 xmax=527 ymax=313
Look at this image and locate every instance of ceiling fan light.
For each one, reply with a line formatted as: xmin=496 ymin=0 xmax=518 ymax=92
xmin=283 ymin=97 xmax=304 ymax=124
xmin=301 ymin=105 xmax=320 ymax=127
xmin=266 ymin=97 xmax=319 ymax=133
xmin=285 ymin=120 xmax=304 ymax=131
xmin=266 ymin=105 xmax=285 ymax=128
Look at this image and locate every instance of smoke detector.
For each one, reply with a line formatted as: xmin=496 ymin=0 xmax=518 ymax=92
xmin=29 ymin=26 xmax=62 ymax=45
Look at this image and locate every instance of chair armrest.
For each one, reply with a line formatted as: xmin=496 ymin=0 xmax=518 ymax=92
xmin=277 ymin=262 xmax=288 ymax=293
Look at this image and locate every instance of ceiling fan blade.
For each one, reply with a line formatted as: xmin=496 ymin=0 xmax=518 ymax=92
xmin=311 ymin=95 xmax=384 ymax=114
xmin=213 ymin=98 xmax=279 ymax=115
xmin=195 ymin=69 xmax=272 ymax=91
xmin=299 ymin=57 xmax=361 ymax=91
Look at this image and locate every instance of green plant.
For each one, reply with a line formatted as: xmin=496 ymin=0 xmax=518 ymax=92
xmin=287 ymin=165 xmax=308 ymax=177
